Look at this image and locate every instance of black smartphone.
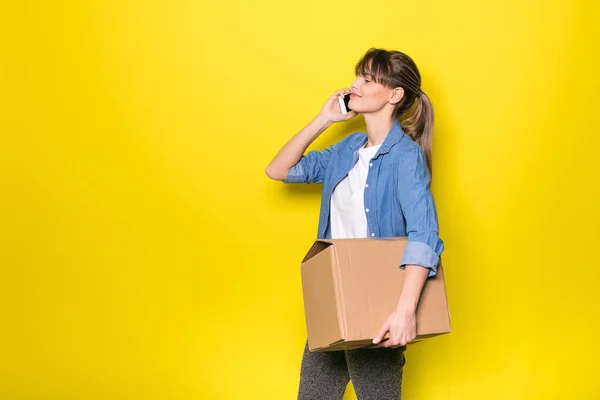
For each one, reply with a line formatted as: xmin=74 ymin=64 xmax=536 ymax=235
xmin=338 ymin=93 xmax=352 ymax=114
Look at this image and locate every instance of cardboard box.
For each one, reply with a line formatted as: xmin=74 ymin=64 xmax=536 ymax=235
xmin=301 ymin=237 xmax=450 ymax=352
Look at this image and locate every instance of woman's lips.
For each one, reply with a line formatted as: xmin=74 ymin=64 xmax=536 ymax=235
xmin=350 ymin=93 xmax=361 ymax=98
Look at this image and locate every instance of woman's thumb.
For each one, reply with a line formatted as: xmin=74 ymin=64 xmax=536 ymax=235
xmin=373 ymin=322 xmax=390 ymax=344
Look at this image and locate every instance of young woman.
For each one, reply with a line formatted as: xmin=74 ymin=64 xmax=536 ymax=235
xmin=266 ymin=48 xmax=444 ymax=400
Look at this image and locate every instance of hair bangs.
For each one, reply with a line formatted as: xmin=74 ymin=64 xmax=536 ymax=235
xmin=354 ymin=48 xmax=393 ymax=87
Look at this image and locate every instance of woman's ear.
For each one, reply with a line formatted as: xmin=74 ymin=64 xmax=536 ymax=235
xmin=389 ymin=87 xmax=404 ymax=105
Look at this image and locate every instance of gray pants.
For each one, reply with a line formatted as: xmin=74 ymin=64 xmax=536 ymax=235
xmin=297 ymin=341 xmax=406 ymax=400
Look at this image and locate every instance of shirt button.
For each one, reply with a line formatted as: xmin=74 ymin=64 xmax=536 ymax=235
xmin=369 ymin=163 xmax=373 ymax=167
xmin=365 ymin=184 xmax=369 ymax=188
xmin=365 ymin=208 xmax=369 ymax=213
xmin=371 ymin=233 xmax=375 ymax=237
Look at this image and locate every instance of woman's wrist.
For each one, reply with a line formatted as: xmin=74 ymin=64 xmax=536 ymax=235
xmin=315 ymin=113 xmax=334 ymax=127
xmin=396 ymin=300 xmax=417 ymax=314
xmin=396 ymin=304 xmax=417 ymax=315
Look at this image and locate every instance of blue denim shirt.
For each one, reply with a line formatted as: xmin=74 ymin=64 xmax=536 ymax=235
xmin=284 ymin=119 xmax=444 ymax=277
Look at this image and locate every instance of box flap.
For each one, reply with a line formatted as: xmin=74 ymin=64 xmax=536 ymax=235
xmin=301 ymin=245 xmax=343 ymax=351
xmin=302 ymin=240 xmax=334 ymax=263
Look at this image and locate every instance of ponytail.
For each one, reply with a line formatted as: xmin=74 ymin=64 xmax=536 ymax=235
xmin=399 ymin=93 xmax=434 ymax=175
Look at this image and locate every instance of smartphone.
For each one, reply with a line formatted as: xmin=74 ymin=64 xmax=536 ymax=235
xmin=338 ymin=93 xmax=352 ymax=114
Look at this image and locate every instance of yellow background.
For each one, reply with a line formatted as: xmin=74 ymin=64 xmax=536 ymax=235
xmin=1 ymin=0 xmax=599 ymax=399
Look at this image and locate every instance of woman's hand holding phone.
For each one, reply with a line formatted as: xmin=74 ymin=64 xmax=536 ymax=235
xmin=319 ymin=89 xmax=357 ymax=123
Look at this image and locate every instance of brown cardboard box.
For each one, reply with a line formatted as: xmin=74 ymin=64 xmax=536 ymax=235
xmin=301 ymin=237 xmax=450 ymax=352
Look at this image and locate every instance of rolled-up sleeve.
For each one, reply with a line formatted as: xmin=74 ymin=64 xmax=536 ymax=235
xmin=283 ymin=145 xmax=335 ymax=184
xmin=397 ymin=147 xmax=444 ymax=277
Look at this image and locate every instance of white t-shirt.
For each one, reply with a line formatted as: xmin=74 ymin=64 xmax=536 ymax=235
xmin=330 ymin=144 xmax=381 ymax=239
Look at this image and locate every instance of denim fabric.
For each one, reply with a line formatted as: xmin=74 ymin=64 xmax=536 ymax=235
xmin=284 ymin=119 xmax=443 ymax=276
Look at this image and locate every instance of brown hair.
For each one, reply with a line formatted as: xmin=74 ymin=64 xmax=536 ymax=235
xmin=355 ymin=48 xmax=435 ymax=173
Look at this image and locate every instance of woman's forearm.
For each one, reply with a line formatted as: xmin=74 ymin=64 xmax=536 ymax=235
xmin=265 ymin=115 xmax=332 ymax=181
xmin=396 ymin=265 xmax=429 ymax=313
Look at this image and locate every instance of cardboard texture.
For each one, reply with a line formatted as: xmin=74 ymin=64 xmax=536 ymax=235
xmin=301 ymin=237 xmax=450 ymax=352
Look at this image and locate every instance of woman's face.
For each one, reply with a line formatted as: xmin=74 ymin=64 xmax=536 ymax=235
xmin=348 ymin=74 xmax=403 ymax=114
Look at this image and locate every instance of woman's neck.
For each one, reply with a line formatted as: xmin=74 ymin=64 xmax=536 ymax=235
xmin=363 ymin=113 xmax=395 ymax=148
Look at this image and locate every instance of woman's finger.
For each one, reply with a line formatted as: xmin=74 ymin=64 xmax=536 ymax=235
xmin=335 ymin=88 xmax=350 ymax=97
xmin=343 ymin=111 xmax=358 ymax=120
xmin=372 ymin=321 xmax=390 ymax=344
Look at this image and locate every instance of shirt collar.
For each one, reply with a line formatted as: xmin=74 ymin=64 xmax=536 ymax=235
xmin=350 ymin=119 xmax=407 ymax=155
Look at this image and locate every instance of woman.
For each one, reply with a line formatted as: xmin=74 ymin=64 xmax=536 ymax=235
xmin=265 ymin=48 xmax=444 ymax=400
